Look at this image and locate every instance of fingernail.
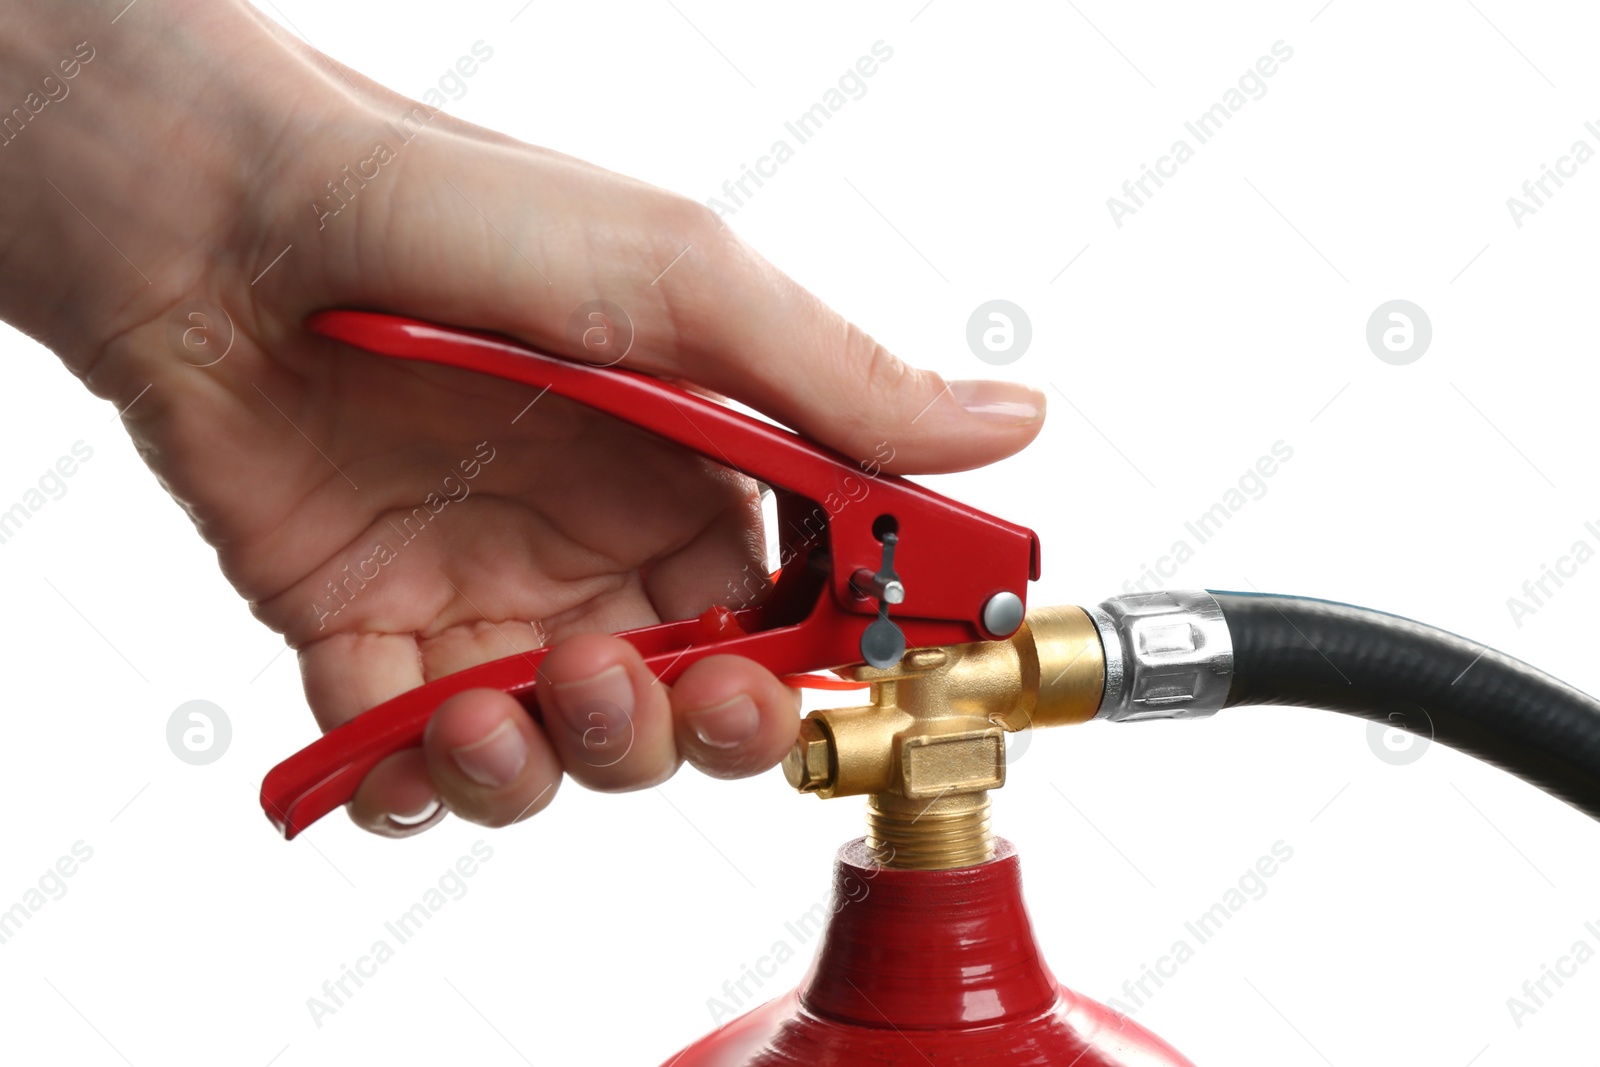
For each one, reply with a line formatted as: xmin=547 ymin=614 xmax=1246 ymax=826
xmin=389 ymin=796 xmax=442 ymax=827
xmin=451 ymin=720 xmax=528 ymax=788
xmin=552 ymin=664 xmax=637 ymax=754
xmin=949 ymin=380 xmax=1044 ymax=424
xmin=685 ymin=695 xmax=760 ymax=749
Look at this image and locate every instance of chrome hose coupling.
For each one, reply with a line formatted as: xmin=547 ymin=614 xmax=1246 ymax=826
xmin=1091 ymin=590 xmax=1233 ymax=722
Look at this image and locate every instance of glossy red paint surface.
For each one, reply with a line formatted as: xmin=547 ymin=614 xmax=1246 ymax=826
xmin=260 ymin=311 xmax=1039 ymax=838
xmin=661 ymin=840 xmax=1195 ymax=1067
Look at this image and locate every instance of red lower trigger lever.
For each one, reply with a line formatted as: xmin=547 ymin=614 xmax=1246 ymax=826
xmin=260 ymin=311 xmax=1040 ymax=838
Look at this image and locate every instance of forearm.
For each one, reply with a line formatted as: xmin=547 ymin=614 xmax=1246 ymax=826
xmin=0 ymin=1 xmax=309 ymax=369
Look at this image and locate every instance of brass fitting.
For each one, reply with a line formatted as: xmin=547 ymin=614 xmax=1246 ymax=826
xmin=782 ymin=606 xmax=1105 ymax=870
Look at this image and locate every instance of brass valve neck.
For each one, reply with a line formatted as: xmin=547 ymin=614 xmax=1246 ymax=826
xmin=783 ymin=606 xmax=1105 ymax=871
xmin=867 ymin=791 xmax=994 ymax=870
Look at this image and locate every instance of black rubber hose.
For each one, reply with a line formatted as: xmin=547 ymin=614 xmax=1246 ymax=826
xmin=1210 ymin=590 xmax=1600 ymax=822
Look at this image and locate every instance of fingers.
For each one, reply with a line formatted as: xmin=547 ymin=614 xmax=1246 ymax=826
xmin=670 ymin=654 xmax=803 ymax=780
xmin=299 ymin=632 xmax=447 ymax=838
xmin=533 ymin=634 xmax=803 ymax=790
xmin=348 ymin=635 xmax=804 ymax=835
xmin=533 ymin=631 xmax=679 ymax=792
xmin=422 ymin=688 xmax=564 ymax=828
xmin=347 ymin=749 xmax=447 ymax=838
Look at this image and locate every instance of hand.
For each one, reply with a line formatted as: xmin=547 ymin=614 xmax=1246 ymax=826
xmin=0 ymin=0 xmax=1046 ymax=835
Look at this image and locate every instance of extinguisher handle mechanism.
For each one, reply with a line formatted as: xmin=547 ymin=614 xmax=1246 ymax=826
xmin=260 ymin=311 xmax=1041 ymax=839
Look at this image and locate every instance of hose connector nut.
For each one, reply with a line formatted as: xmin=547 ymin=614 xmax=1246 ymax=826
xmin=1092 ymin=590 xmax=1232 ymax=722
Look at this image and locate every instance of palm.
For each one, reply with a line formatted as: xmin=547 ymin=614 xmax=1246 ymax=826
xmin=136 ymin=316 xmax=761 ymax=731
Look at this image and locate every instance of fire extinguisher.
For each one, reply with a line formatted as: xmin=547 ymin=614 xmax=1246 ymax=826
xmin=258 ymin=313 xmax=1600 ymax=1065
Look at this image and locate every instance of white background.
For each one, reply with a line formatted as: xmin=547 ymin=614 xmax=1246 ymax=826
xmin=2 ymin=1 xmax=1598 ymax=1064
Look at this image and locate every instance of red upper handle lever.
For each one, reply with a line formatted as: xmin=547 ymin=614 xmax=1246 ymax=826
xmin=259 ymin=311 xmax=1040 ymax=838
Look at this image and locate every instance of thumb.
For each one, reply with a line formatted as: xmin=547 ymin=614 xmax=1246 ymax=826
xmin=646 ymin=215 xmax=1045 ymax=475
xmin=308 ymin=132 xmax=1042 ymax=474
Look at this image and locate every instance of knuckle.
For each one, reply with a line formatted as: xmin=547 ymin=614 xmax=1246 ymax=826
xmin=657 ymin=194 xmax=733 ymax=261
xmin=837 ymin=322 xmax=938 ymax=441
xmin=851 ymin=324 xmax=910 ymax=394
xmin=641 ymin=194 xmax=749 ymax=361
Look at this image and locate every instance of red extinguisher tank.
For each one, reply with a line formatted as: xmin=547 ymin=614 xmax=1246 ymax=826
xmin=662 ymin=839 xmax=1193 ymax=1067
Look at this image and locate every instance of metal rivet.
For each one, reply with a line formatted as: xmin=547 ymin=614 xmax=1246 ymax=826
xmin=981 ymin=591 xmax=1024 ymax=637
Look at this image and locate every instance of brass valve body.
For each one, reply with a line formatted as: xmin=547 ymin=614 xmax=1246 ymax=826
xmin=783 ymin=606 xmax=1105 ymax=870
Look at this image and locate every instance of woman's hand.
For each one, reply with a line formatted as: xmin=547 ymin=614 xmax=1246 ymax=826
xmin=0 ymin=0 xmax=1046 ymax=835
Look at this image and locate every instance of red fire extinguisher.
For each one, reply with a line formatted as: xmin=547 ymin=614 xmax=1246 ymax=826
xmin=663 ymin=839 xmax=1196 ymax=1066
xmin=260 ymin=313 xmax=1600 ymax=1065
